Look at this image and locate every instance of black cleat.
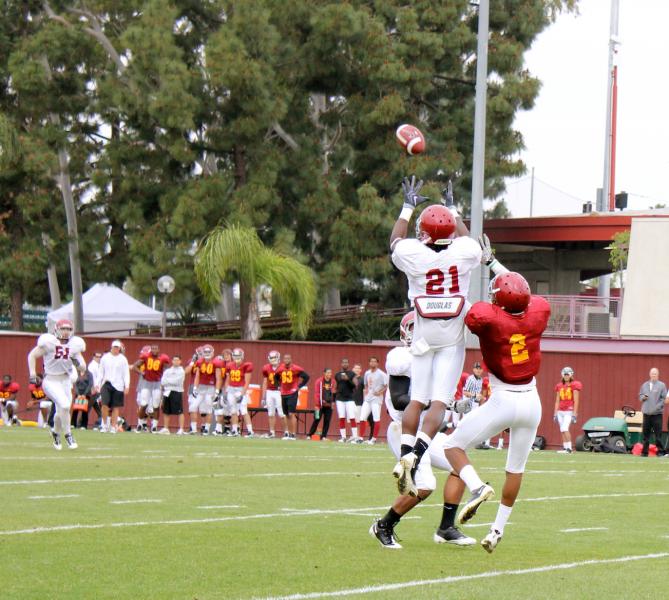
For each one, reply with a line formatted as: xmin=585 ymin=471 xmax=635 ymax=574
xmin=369 ymin=520 xmax=402 ymax=549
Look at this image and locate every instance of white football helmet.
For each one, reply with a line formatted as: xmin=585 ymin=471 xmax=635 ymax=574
xmin=399 ymin=311 xmax=415 ymax=346
xmin=54 ymin=319 xmax=74 ymax=341
xmin=267 ymin=350 xmax=280 ymax=366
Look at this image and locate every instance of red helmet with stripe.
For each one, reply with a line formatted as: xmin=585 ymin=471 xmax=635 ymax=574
xmin=489 ymin=272 xmax=531 ymax=314
xmin=55 ymin=319 xmax=74 ymax=341
xmin=416 ymin=205 xmax=456 ymax=246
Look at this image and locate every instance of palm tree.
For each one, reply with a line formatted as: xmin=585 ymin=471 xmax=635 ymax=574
xmin=195 ymin=223 xmax=316 ymax=340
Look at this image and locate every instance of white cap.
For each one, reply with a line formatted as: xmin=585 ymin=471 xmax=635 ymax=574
xmin=111 ymin=340 xmax=123 ymax=348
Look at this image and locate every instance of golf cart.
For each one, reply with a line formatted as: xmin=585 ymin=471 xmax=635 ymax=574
xmin=574 ymin=405 xmax=642 ymax=453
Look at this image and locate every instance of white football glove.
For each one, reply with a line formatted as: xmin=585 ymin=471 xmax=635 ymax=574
xmin=479 ymin=233 xmax=494 ymax=266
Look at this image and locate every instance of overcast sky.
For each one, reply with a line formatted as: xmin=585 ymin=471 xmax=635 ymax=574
xmin=499 ymin=0 xmax=669 ymax=217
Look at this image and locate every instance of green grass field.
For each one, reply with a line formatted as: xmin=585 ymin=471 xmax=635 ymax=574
xmin=1 ymin=427 xmax=668 ymax=599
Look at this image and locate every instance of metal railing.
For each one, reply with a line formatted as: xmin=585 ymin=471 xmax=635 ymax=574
xmin=544 ymin=295 xmax=622 ymax=338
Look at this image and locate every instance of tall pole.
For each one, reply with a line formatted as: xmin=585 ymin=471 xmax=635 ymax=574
xmin=529 ymin=166 xmax=535 ymax=217
xmin=161 ymin=294 xmax=167 ymax=338
xmin=598 ymin=0 xmax=619 ymax=303
xmin=470 ymin=0 xmax=489 ymax=303
xmin=609 ymin=65 xmax=618 ymax=211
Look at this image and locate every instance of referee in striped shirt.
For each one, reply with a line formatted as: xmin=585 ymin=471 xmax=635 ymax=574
xmin=463 ymin=362 xmax=493 ymax=449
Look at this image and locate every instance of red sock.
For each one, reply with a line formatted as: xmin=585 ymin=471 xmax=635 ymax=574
xmin=358 ymin=422 xmax=366 ymax=438
xmin=372 ymin=421 xmax=380 ymax=438
xmin=339 ymin=417 xmax=346 ymax=429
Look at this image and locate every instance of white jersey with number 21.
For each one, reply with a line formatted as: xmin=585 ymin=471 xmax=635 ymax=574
xmin=391 ymin=237 xmax=481 ymax=349
xmin=38 ymin=334 xmax=86 ymax=376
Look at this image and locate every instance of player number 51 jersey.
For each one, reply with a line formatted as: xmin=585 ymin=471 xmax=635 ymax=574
xmin=38 ymin=333 xmax=86 ymax=376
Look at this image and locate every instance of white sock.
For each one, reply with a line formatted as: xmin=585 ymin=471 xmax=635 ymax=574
xmin=351 ymin=426 xmax=358 ymax=438
xmin=492 ymin=503 xmax=513 ymax=534
xmin=417 ymin=431 xmax=433 ymax=446
xmin=339 ymin=429 xmax=346 ymax=438
xmin=191 ymin=421 xmax=197 ymax=431
xmin=215 ymin=424 xmax=223 ymax=433
xmin=497 ymin=438 xmax=504 ymax=449
xmin=152 ymin=419 xmax=159 ymax=429
xmin=105 ymin=416 xmax=111 ymax=428
xmin=459 ymin=464 xmax=485 ymax=493
xmin=138 ymin=418 xmax=146 ymax=426
xmin=232 ymin=425 xmax=238 ymax=433
xmin=247 ymin=425 xmax=253 ymax=434
xmin=400 ymin=434 xmax=416 ymax=448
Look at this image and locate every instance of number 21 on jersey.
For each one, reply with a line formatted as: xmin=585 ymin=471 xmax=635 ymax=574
xmin=425 ymin=267 xmax=459 ymax=295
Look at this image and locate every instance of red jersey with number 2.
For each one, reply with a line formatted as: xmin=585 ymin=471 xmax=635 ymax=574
xmin=139 ymin=353 xmax=171 ymax=382
xmin=226 ymin=361 xmax=253 ymax=388
xmin=276 ymin=364 xmax=306 ymax=395
xmin=465 ymin=296 xmax=550 ymax=385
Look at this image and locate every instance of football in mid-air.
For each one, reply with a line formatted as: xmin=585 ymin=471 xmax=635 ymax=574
xmin=395 ymin=124 xmax=426 ymax=155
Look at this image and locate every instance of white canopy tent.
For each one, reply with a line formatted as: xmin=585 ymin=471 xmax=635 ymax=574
xmin=46 ymin=283 xmax=163 ymax=336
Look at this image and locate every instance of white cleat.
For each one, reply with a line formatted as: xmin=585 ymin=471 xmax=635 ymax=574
xmin=481 ymin=528 xmax=502 ymax=553
xmin=393 ymin=452 xmax=417 ymax=497
xmin=457 ymin=484 xmax=495 ymax=525
xmin=64 ymin=434 xmax=78 ymax=450
xmin=433 ymin=526 xmax=476 ymax=546
xmin=52 ymin=432 xmax=62 ymax=451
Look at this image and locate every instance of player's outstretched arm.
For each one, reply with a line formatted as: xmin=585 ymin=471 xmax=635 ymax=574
xmin=479 ymin=233 xmax=509 ymax=275
xmin=390 ymin=176 xmax=430 ymax=250
xmin=441 ymin=181 xmax=469 ymax=237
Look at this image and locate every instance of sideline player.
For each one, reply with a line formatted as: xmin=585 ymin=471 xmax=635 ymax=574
xmin=277 ymin=354 xmax=309 ymax=440
xmin=0 ymin=374 xmax=20 ymax=426
xmin=191 ymin=344 xmax=223 ymax=435
xmin=27 ymin=374 xmax=51 ymax=427
xmin=133 ymin=344 xmax=170 ymax=432
xmin=357 ymin=357 xmax=388 ymax=445
xmin=334 ymin=358 xmax=357 ymax=442
xmin=215 ymin=348 xmax=233 ymax=434
xmin=390 ymin=177 xmax=481 ymax=496
xmin=261 ymin=350 xmax=287 ymax=438
xmin=370 ymin=311 xmax=474 ymax=548
xmin=554 ymin=367 xmax=581 ymax=454
xmin=27 ymin=319 xmax=86 ymax=450
xmin=225 ymin=348 xmax=254 ymax=437
xmin=444 ymin=236 xmax=551 ymax=553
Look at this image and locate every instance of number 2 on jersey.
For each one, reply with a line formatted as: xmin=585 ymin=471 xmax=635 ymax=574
xmin=509 ymin=333 xmax=529 ymax=364
xmin=425 ymin=266 xmax=460 ymax=295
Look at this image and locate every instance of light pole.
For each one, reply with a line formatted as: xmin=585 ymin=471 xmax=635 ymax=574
xmin=157 ymin=275 xmax=175 ymax=338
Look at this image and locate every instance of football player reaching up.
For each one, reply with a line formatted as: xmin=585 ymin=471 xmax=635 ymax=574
xmin=389 ymin=177 xmax=481 ymax=496
xmin=225 ymin=348 xmax=254 ymax=437
xmin=27 ymin=319 xmax=86 ymax=450
xmin=191 ymin=345 xmax=223 ymax=435
xmin=132 ymin=344 xmax=170 ymax=433
xmin=261 ymin=350 xmax=287 ymax=438
xmin=370 ymin=311 xmax=475 ymax=549
xmin=443 ymin=235 xmax=551 ymax=553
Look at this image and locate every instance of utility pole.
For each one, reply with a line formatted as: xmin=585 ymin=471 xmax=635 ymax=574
xmin=470 ymin=0 xmax=489 ymax=304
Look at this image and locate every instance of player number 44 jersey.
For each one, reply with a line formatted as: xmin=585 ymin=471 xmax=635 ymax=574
xmin=262 ymin=364 xmax=281 ymax=390
xmin=37 ymin=333 xmax=86 ymax=376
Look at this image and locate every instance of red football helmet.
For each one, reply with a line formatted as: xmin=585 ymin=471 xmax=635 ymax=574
xmin=489 ymin=272 xmax=531 ymax=313
xmin=267 ymin=350 xmax=280 ymax=366
xmin=416 ymin=205 xmax=456 ymax=246
xmin=399 ymin=311 xmax=415 ymax=346
xmin=54 ymin=319 xmax=74 ymax=341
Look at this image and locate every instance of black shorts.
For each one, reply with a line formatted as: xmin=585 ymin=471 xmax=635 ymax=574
xmin=162 ymin=391 xmax=183 ymax=415
xmin=282 ymin=392 xmax=299 ymax=415
xmin=101 ymin=382 xmax=124 ymax=408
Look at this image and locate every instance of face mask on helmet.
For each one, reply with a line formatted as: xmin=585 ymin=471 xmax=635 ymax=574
xmin=561 ymin=367 xmax=574 ymax=378
xmin=232 ymin=348 xmax=244 ymax=362
xmin=416 ymin=205 xmax=456 ymax=246
xmin=489 ymin=272 xmax=531 ymax=314
xmin=268 ymin=351 xmax=280 ymax=366
xmin=202 ymin=345 xmax=215 ymax=360
xmin=55 ymin=319 xmax=74 ymax=341
xmin=399 ymin=311 xmax=415 ymax=346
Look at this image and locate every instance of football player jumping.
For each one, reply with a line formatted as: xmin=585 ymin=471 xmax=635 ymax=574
xmin=27 ymin=319 xmax=86 ymax=450
xmin=389 ymin=177 xmax=481 ymax=496
xmin=370 ymin=311 xmax=475 ymax=549
xmin=444 ymin=235 xmax=551 ymax=553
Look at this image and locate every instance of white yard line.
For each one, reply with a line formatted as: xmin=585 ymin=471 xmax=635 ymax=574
xmin=560 ymin=527 xmax=608 ymax=533
xmin=197 ymin=505 xmax=245 ymax=510
xmin=28 ymin=494 xmax=80 ymax=500
xmin=261 ymin=553 xmax=669 ymax=600
xmin=109 ymin=499 xmax=163 ymax=505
